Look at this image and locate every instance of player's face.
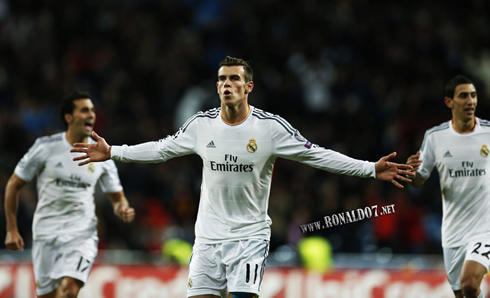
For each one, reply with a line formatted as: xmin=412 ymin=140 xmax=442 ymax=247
xmin=217 ymin=66 xmax=253 ymax=108
xmin=449 ymin=83 xmax=477 ymax=121
xmin=68 ymin=99 xmax=96 ymax=136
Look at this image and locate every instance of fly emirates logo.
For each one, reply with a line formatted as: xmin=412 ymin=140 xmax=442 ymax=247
xmin=210 ymin=154 xmax=254 ymax=173
xmin=449 ymin=161 xmax=486 ymax=178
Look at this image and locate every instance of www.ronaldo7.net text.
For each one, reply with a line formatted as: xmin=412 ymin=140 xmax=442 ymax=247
xmin=299 ymin=204 xmax=395 ymax=233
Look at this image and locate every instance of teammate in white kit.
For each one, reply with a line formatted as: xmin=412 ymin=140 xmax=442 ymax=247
xmin=71 ymin=57 xmax=414 ymax=298
xmin=4 ymin=91 xmax=135 ymax=298
xmin=407 ymin=75 xmax=489 ymax=298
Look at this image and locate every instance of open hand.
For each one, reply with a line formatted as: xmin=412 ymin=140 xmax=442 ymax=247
xmin=71 ymin=131 xmax=111 ymax=166
xmin=406 ymin=151 xmax=422 ymax=172
xmin=375 ymin=152 xmax=415 ymax=188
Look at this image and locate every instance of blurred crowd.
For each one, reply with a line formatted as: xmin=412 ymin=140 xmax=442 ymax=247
xmin=2 ymin=0 xmax=490 ymax=259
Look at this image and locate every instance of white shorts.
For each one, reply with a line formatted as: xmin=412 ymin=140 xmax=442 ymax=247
xmin=443 ymin=240 xmax=490 ymax=291
xmin=187 ymin=239 xmax=269 ymax=297
xmin=32 ymin=234 xmax=98 ymax=296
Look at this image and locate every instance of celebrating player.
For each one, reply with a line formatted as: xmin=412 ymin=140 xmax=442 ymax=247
xmin=71 ymin=57 xmax=413 ymax=298
xmin=4 ymin=91 xmax=135 ymax=298
xmin=407 ymin=75 xmax=488 ymax=298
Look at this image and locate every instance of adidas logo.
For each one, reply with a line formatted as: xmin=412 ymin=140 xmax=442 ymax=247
xmin=206 ymin=141 xmax=216 ymax=148
xmin=55 ymin=162 xmax=63 ymax=168
xmin=443 ymin=151 xmax=452 ymax=158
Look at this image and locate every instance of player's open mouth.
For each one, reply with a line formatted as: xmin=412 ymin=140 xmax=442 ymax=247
xmin=465 ymin=108 xmax=474 ymax=114
xmin=224 ymin=90 xmax=232 ymax=96
xmin=84 ymin=122 xmax=93 ymax=130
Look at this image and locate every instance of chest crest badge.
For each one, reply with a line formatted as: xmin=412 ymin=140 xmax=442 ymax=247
xmin=481 ymin=145 xmax=489 ymax=157
xmin=247 ymin=139 xmax=258 ymax=153
xmin=88 ymin=163 xmax=96 ymax=173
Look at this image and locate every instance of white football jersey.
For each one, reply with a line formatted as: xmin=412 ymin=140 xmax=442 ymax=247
xmin=15 ymin=132 xmax=123 ymax=240
xmin=418 ymin=118 xmax=490 ymax=247
xmin=111 ymin=106 xmax=376 ymax=244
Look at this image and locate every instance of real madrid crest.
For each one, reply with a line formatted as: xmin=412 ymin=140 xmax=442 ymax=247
xmin=247 ymin=139 xmax=258 ymax=153
xmin=188 ymin=277 xmax=193 ymax=289
xmin=481 ymin=145 xmax=489 ymax=157
xmin=88 ymin=163 xmax=95 ymax=173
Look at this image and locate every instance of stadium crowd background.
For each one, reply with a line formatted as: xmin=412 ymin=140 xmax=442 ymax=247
xmin=1 ymin=0 xmax=490 ymax=261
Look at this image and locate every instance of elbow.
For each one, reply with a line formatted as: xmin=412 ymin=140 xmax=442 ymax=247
xmin=7 ymin=174 xmax=26 ymax=191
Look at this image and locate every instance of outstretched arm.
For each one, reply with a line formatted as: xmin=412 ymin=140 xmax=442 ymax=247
xmin=405 ymin=151 xmax=426 ymax=188
xmin=4 ymin=173 xmax=27 ymax=251
xmin=271 ymin=119 xmax=414 ymax=188
xmin=375 ymin=152 xmax=415 ymax=188
xmin=105 ymin=191 xmax=135 ymax=223
xmin=72 ymin=123 xmax=197 ymax=166
xmin=71 ymin=131 xmax=112 ymax=166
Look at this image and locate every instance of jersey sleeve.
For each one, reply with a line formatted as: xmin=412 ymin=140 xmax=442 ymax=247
xmin=99 ymin=160 xmax=124 ymax=193
xmin=417 ymin=130 xmax=435 ymax=179
xmin=111 ymin=116 xmax=197 ymax=163
xmin=271 ymin=118 xmax=376 ymax=178
xmin=14 ymin=138 xmax=48 ymax=182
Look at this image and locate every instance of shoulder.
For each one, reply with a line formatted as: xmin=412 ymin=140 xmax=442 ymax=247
xmin=251 ymin=107 xmax=295 ymax=135
xmin=180 ymin=107 xmax=221 ymax=132
xmin=425 ymin=121 xmax=450 ymax=137
xmin=251 ymin=107 xmax=275 ymax=118
xmin=196 ymin=107 xmax=221 ymax=118
xmin=22 ymin=133 xmax=63 ymax=163
xmin=478 ymin=118 xmax=490 ymax=128
xmin=33 ymin=132 xmax=64 ymax=148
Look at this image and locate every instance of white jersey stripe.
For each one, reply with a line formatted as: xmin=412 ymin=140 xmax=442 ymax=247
xmin=252 ymin=111 xmax=296 ymax=135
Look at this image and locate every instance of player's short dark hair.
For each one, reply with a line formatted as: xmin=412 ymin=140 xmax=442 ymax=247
xmin=219 ymin=56 xmax=253 ymax=82
xmin=445 ymin=75 xmax=474 ymax=99
xmin=59 ymin=91 xmax=91 ymax=128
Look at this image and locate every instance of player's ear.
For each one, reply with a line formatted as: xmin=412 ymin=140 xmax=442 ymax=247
xmin=64 ymin=113 xmax=73 ymax=124
xmin=444 ymin=97 xmax=453 ymax=109
xmin=245 ymin=81 xmax=254 ymax=94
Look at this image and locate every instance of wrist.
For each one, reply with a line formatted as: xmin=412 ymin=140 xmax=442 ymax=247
xmin=6 ymin=226 xmax=19 ymax=232
xmin=113 ymin=201 xmax=128 ymax=213
xmin=112 ymin=201 xmax=120 ymax=210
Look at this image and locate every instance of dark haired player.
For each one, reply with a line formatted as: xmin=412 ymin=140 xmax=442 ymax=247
xmin=407 ymin=75 xmax=489 ymax=298
xmin=72 ymin=57 xmax=413 ymax=298
xmin=4 ymin=91 xmax=135 ymax=298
